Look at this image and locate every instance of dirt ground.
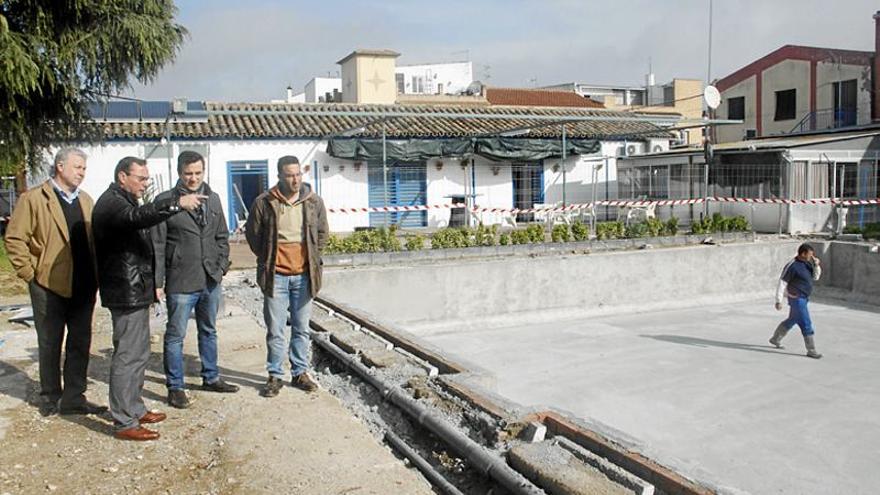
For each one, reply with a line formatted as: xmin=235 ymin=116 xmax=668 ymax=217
xmin=0 ymin=278 xmax=433 ymax=495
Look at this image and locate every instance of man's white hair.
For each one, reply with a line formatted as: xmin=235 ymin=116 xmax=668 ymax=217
xmin=50 ymin=147 xmax=88 ymax=177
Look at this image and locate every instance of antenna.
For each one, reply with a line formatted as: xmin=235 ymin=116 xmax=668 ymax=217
xmin=482 ymin=64 xmax=491 ymax=81
xmin=707 ymin=0 xmax=714 ymax=83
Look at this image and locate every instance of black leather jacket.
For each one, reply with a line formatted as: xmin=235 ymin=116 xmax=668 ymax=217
xmin=93 ymin=183 xmax=179 ymax=309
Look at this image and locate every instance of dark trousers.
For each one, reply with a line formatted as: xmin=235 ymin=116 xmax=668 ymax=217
xmin=28 ymin=281 xmax=96 ymax=407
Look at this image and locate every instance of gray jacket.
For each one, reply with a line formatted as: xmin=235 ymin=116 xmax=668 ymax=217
xmin=153 ymin=182 xmax=230 ymax=294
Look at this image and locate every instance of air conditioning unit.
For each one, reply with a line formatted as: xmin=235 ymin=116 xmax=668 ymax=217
xmin=652 ymin=144 xmax=665 ymax=153
xmin=620 ymin=143 xmax=645 ymax=156
xmin=172 ymin=98 xmax=188 ymax=114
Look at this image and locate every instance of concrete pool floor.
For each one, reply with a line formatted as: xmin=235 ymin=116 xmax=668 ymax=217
xmin=413 ymin=299 xmax=880 ymax=495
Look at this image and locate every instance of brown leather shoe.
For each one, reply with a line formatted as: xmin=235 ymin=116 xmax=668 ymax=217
xmin=139 ymin=411 xmax=167 ymax=424
xmin=114 ymin=426 xmax=160 ymax=441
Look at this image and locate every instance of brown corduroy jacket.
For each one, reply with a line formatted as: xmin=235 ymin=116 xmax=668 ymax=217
xmin=4 ymin=180 xmax=96 ymax=298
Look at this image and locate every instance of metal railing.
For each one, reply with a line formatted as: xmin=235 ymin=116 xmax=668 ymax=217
xmin=790 ymin=108 xmax=858 ymax=134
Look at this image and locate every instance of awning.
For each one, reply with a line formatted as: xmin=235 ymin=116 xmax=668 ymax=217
xmin=327 ymin=137 xmax=601 ymax=163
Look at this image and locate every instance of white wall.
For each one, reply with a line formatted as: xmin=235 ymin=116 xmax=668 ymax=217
xmin=53 ymin=138 xmax=653 ymax=233
xmin=816 ymin=62 xmax=872 ymax=126
xmin=305 ymin=77 xmax=342 ymax=103
xmin=396 ymin=61 xmax=473 ymax=95
xmin=718 ymin=75 xmax=757 ymax=143
xmin=761 ymin=59 xmax=811 ymax=136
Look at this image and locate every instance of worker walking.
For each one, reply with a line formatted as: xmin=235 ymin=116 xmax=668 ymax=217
xmin=770 ymin=243 xmax=823 ymax=359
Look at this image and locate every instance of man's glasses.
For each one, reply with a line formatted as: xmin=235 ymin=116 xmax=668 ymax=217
xmin=125 ymin=172 xmax=151 ymax=183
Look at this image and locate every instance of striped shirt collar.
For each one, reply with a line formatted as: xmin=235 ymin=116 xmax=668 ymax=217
xmin=50 ymin=178 xmax=80 ymax=204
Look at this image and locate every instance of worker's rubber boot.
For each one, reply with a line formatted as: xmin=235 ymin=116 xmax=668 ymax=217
xmin=804 ymin=335 xmax=823 ymax=359
xmin=769 ymin=323 xmax=789 ymax=349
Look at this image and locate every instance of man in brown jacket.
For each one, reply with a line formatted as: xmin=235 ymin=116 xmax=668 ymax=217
xmin=245 ymin=155 xmax=328 ymax=398
xmin=5 ymin=148 xmax=106 ymax=416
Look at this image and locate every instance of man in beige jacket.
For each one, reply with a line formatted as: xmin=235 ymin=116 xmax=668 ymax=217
xmin=5 ymin=148 xmax=106 ymax=416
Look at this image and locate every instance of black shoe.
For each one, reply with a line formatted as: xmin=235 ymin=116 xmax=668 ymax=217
xmin=58 ymin=400 xmax=108 ymax=415
xmin=167 ymin=389 xmax=191 ymax=409
xmin=39 ymin=402 xmax=59 ymax=417
xmin=202 ymin=379 xmax=239 ymax=393
xmin=291 ymin=373 xmax=318 ymax=393
xmin=261 ymin=377 xmax=283 ymax=398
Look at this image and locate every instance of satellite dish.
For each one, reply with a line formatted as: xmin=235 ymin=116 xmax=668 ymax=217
xmin=466 ymin=81 xmax=483 ymax=96
xmin=704 ymin=85 xmax=721 ymax=110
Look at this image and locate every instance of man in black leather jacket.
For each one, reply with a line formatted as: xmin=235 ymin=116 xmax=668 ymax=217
xmin=93 ymin=156 xmax=204 ymax=441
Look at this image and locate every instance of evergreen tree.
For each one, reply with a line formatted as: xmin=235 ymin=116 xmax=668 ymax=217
xmin=0 ymin=1 xmax=187 ymax=173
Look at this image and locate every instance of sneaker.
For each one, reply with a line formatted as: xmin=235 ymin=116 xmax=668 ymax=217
xmin=202 ymin=379 xmax=239 ymax=393
xmin=806 ymin=349 xmax=823 ymax=359
xmin=291 ymin=373 xmax=318 ymax=393
xmin=261 ymin=377 xmax=283 ymax=398
xmin=167 ymin=389 xmax=191 ymax=409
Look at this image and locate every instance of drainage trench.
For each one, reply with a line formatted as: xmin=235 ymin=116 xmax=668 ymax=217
xmin=226 ymin=278 xmax=709 ymax=495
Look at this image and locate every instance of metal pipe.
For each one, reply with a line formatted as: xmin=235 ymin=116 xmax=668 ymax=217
xmin=384 ymin=430 xmax=465 ymax=495
xmin=561 ymin=125 xmax=567 ymax=207
xmin=312 ymin=334 xmax=545 ymax=495
xmin=382 ymin=118 xmax=389 ymax=228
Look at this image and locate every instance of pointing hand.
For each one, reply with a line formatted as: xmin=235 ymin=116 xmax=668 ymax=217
xmin=178 ymin=194 xmax=207 ymax=211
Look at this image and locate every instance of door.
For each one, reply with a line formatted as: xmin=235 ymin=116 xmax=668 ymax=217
xmin=227 ymin=161 xmax=269 ymax=231
xmin=833 ymin=79 xmax=858 ymax=127
xmin=511 ymin=162 xmax=544 ymax=223
xmin=368 ymin=162 xmax=427 ymax=228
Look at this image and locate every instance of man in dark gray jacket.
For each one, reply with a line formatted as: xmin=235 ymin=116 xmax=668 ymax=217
xmin=153 ymin=151 xmax=238 ymax=409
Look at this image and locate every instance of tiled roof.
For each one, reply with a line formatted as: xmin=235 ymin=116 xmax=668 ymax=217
xmin=97 ymin=102 xmax=672 ymax=141
xmin=484 ymin=87 xmax=605 ymax=109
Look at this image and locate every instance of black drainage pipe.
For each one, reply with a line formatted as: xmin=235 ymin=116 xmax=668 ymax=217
xmin=384 ymin=430 xmax=465 ymax=495
xmin=312 ymin=333 xmax=545 ymax=495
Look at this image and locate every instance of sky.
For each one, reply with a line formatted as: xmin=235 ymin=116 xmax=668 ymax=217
xmin=128 ymin=0 xmax=879 ymax=102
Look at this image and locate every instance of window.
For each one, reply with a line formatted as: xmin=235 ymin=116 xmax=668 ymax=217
xmin=774 ymin=89 xmax=796 ymax=121
xmin=411 ymin=76 xmax=424 ymax=94
xmin=395 ymin=73 xmax=405 ymax=94
xmin=728 ymin=96 xmax=745 ymax=120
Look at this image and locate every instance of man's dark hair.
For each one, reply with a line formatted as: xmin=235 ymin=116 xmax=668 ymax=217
xmin=798 ymin=243 xmax=815 ymax=256
xmin=114 ymin=156 xmax=147 ymax=182
xmin=177 ymin=151 xmax=205 ymax=174
xmin=277 ymin=155 xmax=300 ymax=174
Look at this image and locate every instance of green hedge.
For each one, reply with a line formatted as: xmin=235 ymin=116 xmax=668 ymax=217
xmin=323 ymin=214 xmax=751 ymax=254
xmin=843 ymin=222 xmax=880 ymax=240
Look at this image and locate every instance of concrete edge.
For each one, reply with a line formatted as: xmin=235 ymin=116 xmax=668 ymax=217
xmin=315 ymin=296 xmax=468 ymax=376
xmin=528 ymin=411 xmax=715 ymax=495
xmin=323 ymin=232 xmax=756 ymax=267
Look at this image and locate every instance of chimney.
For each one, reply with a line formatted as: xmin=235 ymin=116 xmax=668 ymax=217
xmin=874 ymin=11 xmax=880 ymax=120
xmin=286 ymin=86 xmax=294 ymax=103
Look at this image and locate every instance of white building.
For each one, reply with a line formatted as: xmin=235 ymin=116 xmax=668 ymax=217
xmin=395 ymin=61 xmax=473 ymax=95
xmin=65 ymin=100 xmax=672 ymax=233
xmin=305 ymin=78 xmax=342 ymax=103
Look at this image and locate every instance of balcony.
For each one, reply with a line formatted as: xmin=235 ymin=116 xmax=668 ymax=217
xmin=790 ymin=108 xmax=858 ymax=134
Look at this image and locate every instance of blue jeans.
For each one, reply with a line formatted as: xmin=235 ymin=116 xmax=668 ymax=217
xmin=264 ymin=273 xmax=312 ymax=378
xmin=163 ymin=281 xmax=221 ymax=390
xmin=781 ymin=296 xmax=814 ymax=336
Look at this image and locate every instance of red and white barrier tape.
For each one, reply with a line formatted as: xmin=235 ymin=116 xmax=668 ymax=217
xmin=327 ymin=197 xmax=880 ymax=214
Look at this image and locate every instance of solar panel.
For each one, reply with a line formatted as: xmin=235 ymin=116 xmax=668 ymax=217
xmin=140 ymin=101 xmax=172 ymax=120
xmin=104 ymin=102 xmax=139 ymax=120
xmin=86 ymin=102 xmax=105 ymax=119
